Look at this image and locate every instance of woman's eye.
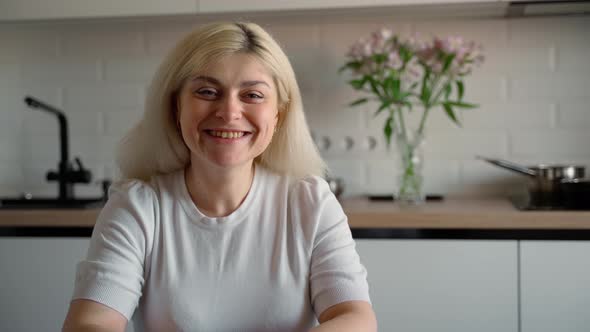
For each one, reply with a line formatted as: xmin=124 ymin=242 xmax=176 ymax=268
xmin=245 ymin=92 xmax=263 ymax=100
xmin=195 ymin=88 xmax=218 ymax=98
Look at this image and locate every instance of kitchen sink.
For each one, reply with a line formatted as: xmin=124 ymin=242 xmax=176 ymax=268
xmin=0 ymin=197 xmax=105 ymax=210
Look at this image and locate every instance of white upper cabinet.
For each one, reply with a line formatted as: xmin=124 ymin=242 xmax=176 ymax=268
xmin=0 ymin=0 xmax=198 ymax=21
xmin=0 ymin=0 xmax=502 ymax=21
xmin=199 ymin=0 xmax=499 ymax=13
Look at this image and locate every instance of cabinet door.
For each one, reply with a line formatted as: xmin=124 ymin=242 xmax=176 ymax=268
xmin=355 ymin=239 xmax=518 ymax=332
xmin=199 ymin=0 xmax=367 ymax=13
xmin=0 ymin=238 xmax=89 ymax=331
xmin=0 ymin=0 xmax=197 ymax=21
xmin=520 ymin=241 xmax=590 ymax=332
xmin=0 ymin=238 xmax=135 ymax=332
xmin=198 ymin=0 xmax=498 ymax=13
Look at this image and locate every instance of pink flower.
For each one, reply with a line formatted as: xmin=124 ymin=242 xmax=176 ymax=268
xmin=386 ymin=52 xmax=403 ymax=70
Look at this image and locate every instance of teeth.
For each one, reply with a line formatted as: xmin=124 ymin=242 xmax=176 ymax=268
xmin=210 ymin=130 xmax=245 ymax=139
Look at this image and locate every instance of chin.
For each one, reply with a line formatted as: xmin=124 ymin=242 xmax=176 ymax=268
xmin=207 ymin=155 xmax=252 ymax=169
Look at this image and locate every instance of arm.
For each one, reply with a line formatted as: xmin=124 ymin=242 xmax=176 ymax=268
xmin=63 ymin=180 xmax=155 ymax=331
xmin=62 ymin=299 xmax=127 ymax=332
xmin=311 ymin=300 xmax=377 ymax=332
xmin=297 ymin=177 xmax=375 ymax=331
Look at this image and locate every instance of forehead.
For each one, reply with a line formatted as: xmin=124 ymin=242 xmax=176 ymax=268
xmin=193 ymin=53 xmax=274 ymax=84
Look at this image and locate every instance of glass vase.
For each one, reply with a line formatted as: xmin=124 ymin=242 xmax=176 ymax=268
xmin=395 ymin=130 xmax=425 ymax=205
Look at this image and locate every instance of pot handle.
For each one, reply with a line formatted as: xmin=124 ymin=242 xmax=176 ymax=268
xmin=476 ymin=156 xmax=537 ymax=177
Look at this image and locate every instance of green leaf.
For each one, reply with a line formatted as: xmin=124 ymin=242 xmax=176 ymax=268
xmin=442 ymin=103 xmax=462 ymax=127
xmin=399 ymin=45 xmax=414 ymax=63
xmin=373 ymin=53 xmax=387 ymax=64
xmin=456 ymin=80 xmax=464 ymax=101
xmin=349 ymin=98 xmax=369 ymax=107
xmin=399 ymin=92 xmax=412 ymax=100
xmin=390 ymin=78 xmax=401 ymax=100
xmin=444 ymin=83 xmax=452 ymax=100
xmin=447 ymin=101 xmax=478 ymax=109
xmin=442 ymin=54 xmax=456 ymax=73
xmin=421 ymin=85 xmax=431 ymax=105
xmin=338 ymin=60 xmax=362 ymax=73
xmin=420 ymin=69 xmax=431 ymax=104
xmin=384 ymin=115 xmax=394 ymax=148
xmin=383 ymin=76 xmax=393 ymax=96
xmin=349 ymin=78 xmax=366 ymax=90
xmin=374 ymin=101 xmax=392 ymax=117
xmin=367 ymin=76 xmax=381 ymax=97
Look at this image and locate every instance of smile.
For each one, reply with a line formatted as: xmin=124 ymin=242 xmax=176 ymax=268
xmin=205 ymin=130 xmax=251 ymax=139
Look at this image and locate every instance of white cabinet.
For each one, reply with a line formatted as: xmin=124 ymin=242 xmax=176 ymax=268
xmin=0 ymin=238 xmax=90 ymax=331
xmin=0 ymin=0 xmax=503 ymax=20
xmin=199 ymin=0 xmax=373 ymax=13
xmin=0 ymin=238 xmax=136 ymax=332
xmin=199 ymin=0 xmax=498 ymax=13
xmin=4 ymin=236 xmax=587 ymax=332
xmin=355 ymin=239 xmax=518 ymax=332
xmin=0 ymin=0 xmax=197 ymax=21
xmin=520 ymin=241 xmax=590 ymax=332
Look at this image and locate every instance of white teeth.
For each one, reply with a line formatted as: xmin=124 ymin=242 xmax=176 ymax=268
xmin=210 ymin=130 xmax=245 ymax=139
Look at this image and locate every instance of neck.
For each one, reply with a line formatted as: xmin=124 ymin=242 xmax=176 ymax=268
xmin=184 ymin=160 xmax=255 ymax=217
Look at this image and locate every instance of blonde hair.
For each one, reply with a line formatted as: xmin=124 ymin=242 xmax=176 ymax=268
xmin=116 ymin=22 xmax=326 ymax=181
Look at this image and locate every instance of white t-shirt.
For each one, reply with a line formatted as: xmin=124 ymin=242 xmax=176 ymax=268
xmin=72 ymin=165 xmax=371 ymax=331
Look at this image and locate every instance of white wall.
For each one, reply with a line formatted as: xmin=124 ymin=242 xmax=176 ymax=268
xmin=0 ymin=13 xmax=588 ymax=198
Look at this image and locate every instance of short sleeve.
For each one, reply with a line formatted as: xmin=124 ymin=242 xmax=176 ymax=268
xmin=72 ymin=180 xmax=156 ymax=320
xmin=298 ymin=177 xmax=371 ymax=317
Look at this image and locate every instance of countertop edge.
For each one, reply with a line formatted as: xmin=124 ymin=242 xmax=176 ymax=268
xmin=1 ymin=197 xmax=590 ymax=232
xmin=3 ymin=226 xmax=590 ymax=240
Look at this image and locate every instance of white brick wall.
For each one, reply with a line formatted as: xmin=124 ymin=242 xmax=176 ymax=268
xmin=0 ymin=14 xmax=588 ymax=199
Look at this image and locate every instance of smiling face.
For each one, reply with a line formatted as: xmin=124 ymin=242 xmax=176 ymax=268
xmin=176 ymin=53 xmax=279 ymax=170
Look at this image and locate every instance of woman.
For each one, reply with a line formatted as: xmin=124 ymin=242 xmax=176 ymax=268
xmin=63 ymin=22 xmax=376 ymax=332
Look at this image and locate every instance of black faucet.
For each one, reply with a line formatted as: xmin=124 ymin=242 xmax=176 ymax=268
xmin=24 ymin=96 xmax=92 ymax=201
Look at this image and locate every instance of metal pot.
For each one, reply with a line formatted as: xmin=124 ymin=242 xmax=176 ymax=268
xmin=560 ymin=178 xmax=590 ymax=210
xmin=477 ymin=156 xmax=586 ymax=207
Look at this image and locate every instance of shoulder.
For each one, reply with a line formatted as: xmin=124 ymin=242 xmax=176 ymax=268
xmin=108 ymin=169 xmax=182 ymax=204
xmin=288 ymin=175 xmax=339 ymax=217
xmin=98 ymin=174 xmax=170 ymax=227
xmin=289 ymin=175 xmax=332 ymax=200
xmin=107 ymin=178 xmax=159 ymax=209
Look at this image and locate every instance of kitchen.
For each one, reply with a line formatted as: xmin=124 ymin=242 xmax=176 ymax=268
xmin=1 ymin=1 xmax=589 ymax=331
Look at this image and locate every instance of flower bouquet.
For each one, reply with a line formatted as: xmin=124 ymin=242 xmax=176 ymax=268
xmin=340 ymin=28 xmax=484 ymax=204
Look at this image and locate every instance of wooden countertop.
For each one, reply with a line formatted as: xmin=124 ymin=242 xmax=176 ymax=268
xmin=343 ymin=197 xmax=590 ymax=229
xmin=0 ymin=197 xmax=589 ymax=230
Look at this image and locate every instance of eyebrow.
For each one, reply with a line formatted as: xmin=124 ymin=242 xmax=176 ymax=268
xmin=191 ymin=75 xmax=271 ymax=89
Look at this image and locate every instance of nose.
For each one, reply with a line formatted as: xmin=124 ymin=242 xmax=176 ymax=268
xmin=215 ymin=94 xmax=242 ymax=122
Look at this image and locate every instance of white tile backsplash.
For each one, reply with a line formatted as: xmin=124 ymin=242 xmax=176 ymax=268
xmin=103 ymin=57 xmax=162 ymax=83
xmin=102 ymin=110 xmax=142 ymax=136
xmin=21 ymin=58 xmax=101 ymax=86
xmin=0 ymin=162 xmax=24 ymax=195
xmin=511 ymin=131 xmax=590 ymax=159
xmin=509 ymin=73 xmax=590 ymax=101
xmin=557 ymin=44 xmax=590 ymax=73
xmin=557 ymin=102 xmax=590 ymax=130
xmin=464 ymin=103 xmax=555 ymax=130
xmin=0 ymin=135 xmax=22 ymax=162
xmin=60 ymin=22 xmax=145 ymax=58
xmin=145 ymin=20 xmax=198 ymax=56
xmin=0 ymin=14 xmax=588 ymax=198
xmin=63 ymin=84 xmax=143 ymax=112
xmin=0 ymin=25 xmax=59 ymax=61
